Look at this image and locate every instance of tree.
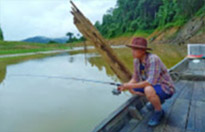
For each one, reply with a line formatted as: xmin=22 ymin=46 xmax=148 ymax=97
xmin=0 ymin=27 xmax=4 ymax=41
xmin=94 ymin=21 xmax=101 ymax=31
xmin=66 ymin=32 xmax=74 ymax=40
xmin=48 ymin=40 xmax=56 ymax=44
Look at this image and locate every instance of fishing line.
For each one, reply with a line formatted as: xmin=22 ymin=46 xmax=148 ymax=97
xmin=9 ymin=74 xmax=123 ymax=95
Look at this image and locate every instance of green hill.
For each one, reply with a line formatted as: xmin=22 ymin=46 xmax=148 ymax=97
xmin=95 ymin=0 xmax=205 ymax=41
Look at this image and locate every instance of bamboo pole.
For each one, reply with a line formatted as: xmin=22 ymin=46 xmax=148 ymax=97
xmin=70 ymin=1 xmax=132 ymax=82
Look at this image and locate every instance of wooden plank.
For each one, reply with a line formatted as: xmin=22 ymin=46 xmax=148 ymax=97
xmin=186 ymin=100 xmax=205 ymax=132
xmin=129 ymin=112 xmax=153 ymax=132
xmin=161 ymin=81 xmax=194 ymax=132
xmin=192 ymin=81 xmax=205 ymax=102
xmin=163 ymin=98 xmax=190 ymax=132
xmin=186 ymin=81 xmax=205 ymax=132
xmin=178 ymin=81 xmax=194 ymax=100
xmin=120 ymin=119 xmax=139 ymax=132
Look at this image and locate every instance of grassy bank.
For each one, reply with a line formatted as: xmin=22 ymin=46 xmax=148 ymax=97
xmin=68 ymin=43 xmax=187 ymax=69
xmin=0 ymin=40 xmax=72 ymax=55
xmin=115 ymin=44 xmax=187 ymax=69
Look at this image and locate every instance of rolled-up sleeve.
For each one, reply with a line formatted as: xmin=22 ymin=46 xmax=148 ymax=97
xmin=146 ymin=56 xmax=161 ymax=85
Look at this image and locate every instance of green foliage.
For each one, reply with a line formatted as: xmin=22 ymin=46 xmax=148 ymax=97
xmin=66 ymin=32 xmax=74 ymax=40
xmin=67 ymin=36 xmax=79 ymax=43
xmin=176 ymin=0 xmax=204 ymax=17
xmin=48 ymin=40 xmax=57 ymax=44
xmin=0 ymin=27 xmax=3 ymax=41
xmin=195 ymin=4 xmax=205 ymax=16
xmin=95 ymin=0 xmax=205 ymax=38
xmin=66 ymin=32 xmax=81 ymax=43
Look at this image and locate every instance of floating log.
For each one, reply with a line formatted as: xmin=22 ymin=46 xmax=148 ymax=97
xmin=70 ymin=1 xmax=132 ymax=82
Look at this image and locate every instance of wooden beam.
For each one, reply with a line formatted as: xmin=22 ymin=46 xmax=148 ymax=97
xmin=70 ymin=0 xmax=132 ymax=82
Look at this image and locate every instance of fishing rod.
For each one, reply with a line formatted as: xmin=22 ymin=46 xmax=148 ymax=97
xmin=9 ymin=74 xmax=123 ymax=95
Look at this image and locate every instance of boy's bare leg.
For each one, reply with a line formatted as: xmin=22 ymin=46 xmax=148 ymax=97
xmin=144 ymin=86 xmax=161 ymax=111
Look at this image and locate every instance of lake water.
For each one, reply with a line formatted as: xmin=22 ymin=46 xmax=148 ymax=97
xmin=0 ymin=52 xmax=132 ymax=132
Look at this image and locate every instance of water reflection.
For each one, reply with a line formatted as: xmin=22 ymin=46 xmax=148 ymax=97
xmin=0 ymin=52 xmax=131 ymax=132
xmin=0 ymin=64 xmax=6 ymax=83
xmin=0 ymin=54 xmax=59 ymax=84
xmin=0 ymin=51 xmax=118 ymax=84
xmin=88 ymin=56 xmax=119 ymax=81
xmin=68 ymin=56 xmax=74 ymax=63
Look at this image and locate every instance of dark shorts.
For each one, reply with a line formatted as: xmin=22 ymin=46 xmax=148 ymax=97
xmin=133 ymin=84 xmax=172 ymax=102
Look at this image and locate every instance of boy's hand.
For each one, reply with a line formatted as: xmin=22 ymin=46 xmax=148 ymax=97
xmin=118 ymin=83 xmax=134 ymax=91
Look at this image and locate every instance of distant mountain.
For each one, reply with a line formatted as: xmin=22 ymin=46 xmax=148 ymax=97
xmin=22 ymin=36 xmax=68 ymax=44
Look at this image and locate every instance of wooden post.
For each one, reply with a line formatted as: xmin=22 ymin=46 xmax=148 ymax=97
xmin=70 ymin=1 xmax=132 ymax=82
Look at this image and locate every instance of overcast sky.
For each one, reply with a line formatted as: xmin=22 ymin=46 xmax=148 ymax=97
xmin=0 ymin=0 xmax=117 ymax=41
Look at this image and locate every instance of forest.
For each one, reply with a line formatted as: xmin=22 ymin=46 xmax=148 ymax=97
xmin=95 ymin=0 xmax=205 ymax=38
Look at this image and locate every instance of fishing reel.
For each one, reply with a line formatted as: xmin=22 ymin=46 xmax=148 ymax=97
xmin=112 ymin=88 xmax=121 ymax=95
xmin=112 ymin=83 xmax=122 ymax=95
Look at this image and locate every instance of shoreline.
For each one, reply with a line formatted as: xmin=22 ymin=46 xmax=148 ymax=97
xmin=0 ymin=45 xmax=126 ymax=58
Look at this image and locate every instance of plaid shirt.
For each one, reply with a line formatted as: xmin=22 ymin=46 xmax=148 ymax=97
xmin=132 ymin=52 xmax=175 ymax=95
